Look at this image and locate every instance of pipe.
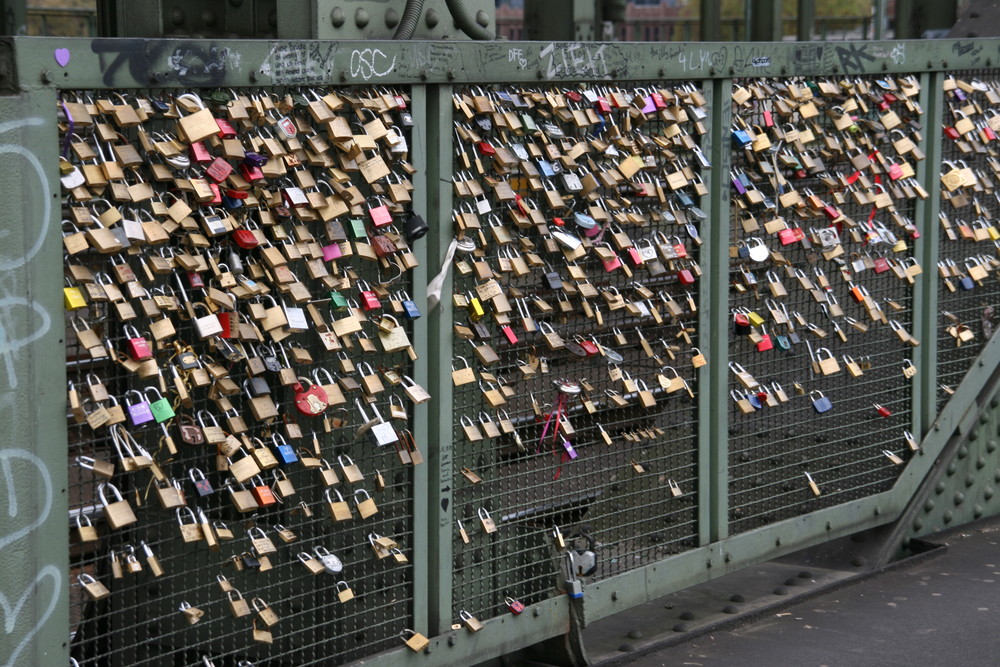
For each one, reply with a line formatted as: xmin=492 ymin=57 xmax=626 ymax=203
xmin=393 ymin=0 xmax=424 ymax=40
xmin=445 ymin=0 xmax=494 ymax=40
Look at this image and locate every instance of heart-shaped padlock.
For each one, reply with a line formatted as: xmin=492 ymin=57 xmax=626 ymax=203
xmin=293 ymin=377 xmax=329 ymax=416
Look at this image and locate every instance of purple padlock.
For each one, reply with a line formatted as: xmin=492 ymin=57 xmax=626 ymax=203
xmin=562 ymin=441 xmax=578 ymax=460
xmin=243 ymin=152 xmax=268 ymax=167
xmin=125 ymin=389 xmax=155 ymax=427
xmin=640 ymin=95 xmax=657 ymax=114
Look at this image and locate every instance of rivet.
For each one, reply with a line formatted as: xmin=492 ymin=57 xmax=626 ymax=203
xmin=913 ymin=518 xmax=923 ymax=531
xmin=773 ymin=586 xmax=788 ymax=595
xmin=985 ymin=485 xmax=995 ymax=499
xmin=874 ymin=506 xmax=881 ymax=516
xmin=679 ymin=611 xmax=695 ymax=620
xmin=331 ymin=7 xmax=345 ymax=27
xmin=475 ymin=9 xmax=490 ymax=27
xmin=355 ymin=7 xmax=370 ymax=27
xmin=943 ymin=510 xmax=953 ymax=523
xmin=974 ymin=504 xmax=984 ymax=518
xmin=249 ymin=70 xmax=258 ymax=83
xmin=447 ymin=69 xmax=455 ymax=81
xmin=958 ymin=445 xmax=969 ymax=458
xmin=171 ymin=8 xmax=185 ymax=25
xmin=924 ymin=499 xmax=935 ymax=512
xmin=202 ymin=10 xmax=217 ymax=27
xmin=229 ymin=0 xmax=243 ymax=6
xmin=611 ymin=591 xmax=618 ymax=601
xmin=40 ymin=69 xmax=53 ymax=84
xmin=385 ymin=8 xmax=399 ymax=28
xmin=954 ymin=492 xmax=965 ymax=506
xmin=426 ymin=8 xmax=439 ymax=28
xmin=775 ymin=537 xmax=782 ymax=547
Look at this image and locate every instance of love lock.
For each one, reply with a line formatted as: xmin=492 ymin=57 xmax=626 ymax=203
xmin=293 ymin=376 xmax=328 ymax=417
xmin=313 ymin=546 xmax=343 ymax=574
xmin=355 ymin=399 xmax=398 ymax=446
xmin=568 ymin=532 xmax=597 ymax=577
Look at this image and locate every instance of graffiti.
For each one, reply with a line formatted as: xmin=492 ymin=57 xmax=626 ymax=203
xmin=260 ymin=42 xmax=336 ymax=83
xmin=0 ymin=119 xmax=48 ymax=272
xmin=0 ymin=565 xmax=60 ymax=667
xmin=0 ymin=298 xmax=51 ymax=391
xmin=835 ymin=43 xmax=876 ymax=73
xmin=540 ymin=42 xmax=609 ymax=80
xmin=0 ymin=449 xmax=56 ymax=667
xmin=91 ymin=39 xmax=239 ymax=86
xmin=794 ymin=44 xmax=825 ymax=69
xmin=508 ymin=48 xmax=528 ymax=70
xmin=732 ymin=45 xmax=769 ymax=72
xmin=678 ymin=47 xmax=727 ymax=73
xmin=952 ymin=40 xmax=982 ymax=66
xmin=350 ymin=48 xmax=397 ymax=80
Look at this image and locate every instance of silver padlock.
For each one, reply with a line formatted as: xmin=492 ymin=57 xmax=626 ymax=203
xmin=563 ymin=553 xmax=584 ymax=599
xmin=355 ymin=399 xmax=398 ymax=447
xmin=313 ymin=546 xmax=343 ymax=574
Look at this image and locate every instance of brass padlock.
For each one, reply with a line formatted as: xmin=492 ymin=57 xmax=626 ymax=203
xmin=99 ymin=482 xmax=137 ymax=530
xmin=252 ymin=597 xmax=279 ymax=627
xmin=401 ymin=629 xmax=429 ymax=652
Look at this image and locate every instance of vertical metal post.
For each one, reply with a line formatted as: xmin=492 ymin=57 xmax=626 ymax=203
xmin=425 ymin=83 xmax=456 ymax=636
xmin=699 ymin=77 xmax=733 ymax=544
xmin=700 ymin=0 xmax=720 ymax=42
xmin=749 ymin=0 xmax=782 ymax=41
xmin=914 ymin=71 xmax=944 ymax=438
xmin=0 ymin=89 xmax=69 ymax=667
xmin=895 ymin=0 xmax=913 ymax=38
xmin=409 ymin=83 xmax=431 ymax=636
xmin=873 ymin=0 xmax=887 ymax=40
xmin=0 ymin=0 xmax=26 ymax=34
xmin=797 ymin=0 xmax=814 ymax=41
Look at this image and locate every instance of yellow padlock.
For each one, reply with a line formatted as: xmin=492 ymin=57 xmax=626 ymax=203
xmin=64 ymin=285 xmax=87 ymax=310
xmin=468 ymin=297 xmax=485 ymax=322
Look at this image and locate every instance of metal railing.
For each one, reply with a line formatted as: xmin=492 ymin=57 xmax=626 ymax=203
xmin=0 ymin=34 xmax=998 ymax=667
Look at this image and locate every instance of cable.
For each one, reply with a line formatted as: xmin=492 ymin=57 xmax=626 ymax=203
xmin=445 ymin=0 xmax=495 ymax=40
xmin=393 ymin=0 xmax=425 ymax=40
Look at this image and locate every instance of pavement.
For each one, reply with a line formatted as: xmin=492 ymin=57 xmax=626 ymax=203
xmin=586 ymin=516 xmax=1000 ymax=667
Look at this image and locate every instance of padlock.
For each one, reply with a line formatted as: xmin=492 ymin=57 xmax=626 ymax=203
xmin=874 ymin=403 xmax=893 ymax=418
xmin=124 ymin=325 xmax=152 ymax=361
xmin=325 ymin=488 xmax=353 ymax=522
xmin=228 ymin=448 xmax=262 ymax=484
xmin=336 ymin=581 xmax=355 ymax=603
xmin=292 ymin=376 xmax=328 ymax=416
xmin=228 ymin=589 xmax=251 ymax=618
xmin=269 ymin=433 xmax=298 ymax=465
xmin=145 ymin=387 xmax=175 ymax=423
xmin=78 ymin=573 xmax=111 ymax=601
xmin=179 ymin=601 xmax=205 ymax=625
xmin=401 ymin=629 xmax=429 ymax=653
xmin=355 ymin=400 xmax=398 ymax=446
xmin=189 ymin=467 xmax=213 ymax=496
xmin=354 ymin=488 xmax=379 ymax=518
xmin=142 ymin=541 xmax=164 ymax=577
xmin=252 ymin=597 xmax=279 ymax=627
xmin=810 ymin=391 xmax=832 ymax=414
xmin=124 ymin=389 xmax=154 ymax=427
xmin=250 ymin=476 xmax=278 ymax=506
xmin=175 ymin=506 xmax=203 ymax=542
xmin=313 ymin=545 xmax=344 ymax=574
xmin=338 ymin=455 xmax=364 ymax=483
xmin=505 ymin=597 xmax=525 ymax=615
xmin=479 ymin=507 xmax=497 ymax=534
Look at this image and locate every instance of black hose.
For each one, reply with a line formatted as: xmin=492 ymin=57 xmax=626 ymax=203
xmin=446 ymin=0 xmax=495 ymax=40
xmin=393 ymin=0 xmax=425 ymax=40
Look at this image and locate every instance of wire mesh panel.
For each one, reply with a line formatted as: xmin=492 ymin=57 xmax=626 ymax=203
xmin=936 ymin=71 xmax=1000 ymax=409
xmin=446 ymin=83 xmax=708 ymax=624
xmin=726 ymin=76 xmax=922 ymax=535
xmin=61 ymin=86 xmax=422 ymax=665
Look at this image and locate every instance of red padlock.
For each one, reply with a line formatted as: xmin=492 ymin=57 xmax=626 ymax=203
xmin=579 ymin=338 xmax=600 ymax=356
xmin=944 ymin=126 xmax=961 ymax=140
xmin=187 ymin=271 xmax=205 ymax=289
xmin=595 ymin=97 xmax=612 ymax=114
xmin=293 ymin=377 xmax=329 ymax=416
xmin=874 ymin=404 xmax=893 ymax=418
xmin=232 ymin=228 xmax=259 ymax=249
xmin=124 ymin=325 xmax=152 ymax=361
xmin=756 ymin=334 xmax=773 ymax=352
xmin=225 ymin=188 xmax=249 ymax=200
xmin=215 ymin=118 xmax=237 ymax=138
xmin=205 ymin=157 xmax=233 ymax=183
xmin=359 ymin=287 xmax=381 ymax=312
xmin=476 ymin=141 xmax=496 ymax=156
xmin=677 ymin=269 xmax=695 ymax=285
xmin=250 ymin=477 xmax=278 ymax=506
xmin=189 ymin=141 xmax=212 ymax=163
xmin=626 ymin=247 xmax=644 ymax=267
xmin=282 ymin=186 xmax=308 ymax=209
xmin=778 ymin=227 xmax=804 ymax=245
xmin=506 ymin=597 xmax=525 ymax=615
xmin=240 ymin=162 xmax=264 ymax=183
xmin=673 ymin=241 xmax=688 ymax=258
xmin=217 ymin=311 xmax=238 ymax=339
xmin=501 ymin=325 xmax=519 ymax=345
xmin=205 ymin=182 xmax=222 ymax=205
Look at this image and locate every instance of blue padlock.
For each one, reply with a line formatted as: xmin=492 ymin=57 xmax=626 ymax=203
xmin=537 ymin=159 xmax=555 ymax=177
xmin=401 ymin=291 xmax=421 ymax=320
xmin=732 ymin=128 xmax=752 ymax=148
xmin=810 ymin=390 xmax=833 ymax=414
xmin=959 ymin=274 xmax=975 ymax=290
xmin=271 ymin=433 xmax=299 ymax=465
xmin=222 ymin=195 xmax=244 ymax=210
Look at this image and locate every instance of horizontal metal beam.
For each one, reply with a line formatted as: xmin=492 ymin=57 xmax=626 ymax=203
xmin=6 ymin=36 xmax=1000 ymax=90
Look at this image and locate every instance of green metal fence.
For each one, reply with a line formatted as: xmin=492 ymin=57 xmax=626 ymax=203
xmin=1 ymin=35 xmax=1000 ymax=667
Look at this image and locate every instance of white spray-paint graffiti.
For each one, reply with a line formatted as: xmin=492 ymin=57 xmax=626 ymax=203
xmin=0 ymin=116 xmax=59 ymax=667
xmin=350 ymin=48 xmax=397 ymax=80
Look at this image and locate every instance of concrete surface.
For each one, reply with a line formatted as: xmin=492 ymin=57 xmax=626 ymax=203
xmin=595 ymin=517 xmax=1000 ymax=666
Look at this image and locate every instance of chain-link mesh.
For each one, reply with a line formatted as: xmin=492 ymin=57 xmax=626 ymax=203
xmin=446 ymin=83 xmax=707 ymax=623
xmin=936 ymin=71 xmax=1000 ymax=409
xmin=726 ymin=76 xmax=921 ymax=534
xmin=62 ymin=86 xmax=420 ymax=665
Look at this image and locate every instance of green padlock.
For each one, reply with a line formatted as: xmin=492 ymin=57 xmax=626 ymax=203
xmin=521 ymin=113 xmax=537 ymax=133
xmin=330 ymin=291 xmax=349 ymax=311
xmin=348 ymin=218 xmax=368 ymax=241
xmin=146 ymin=387 xmax=176 ymax=423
